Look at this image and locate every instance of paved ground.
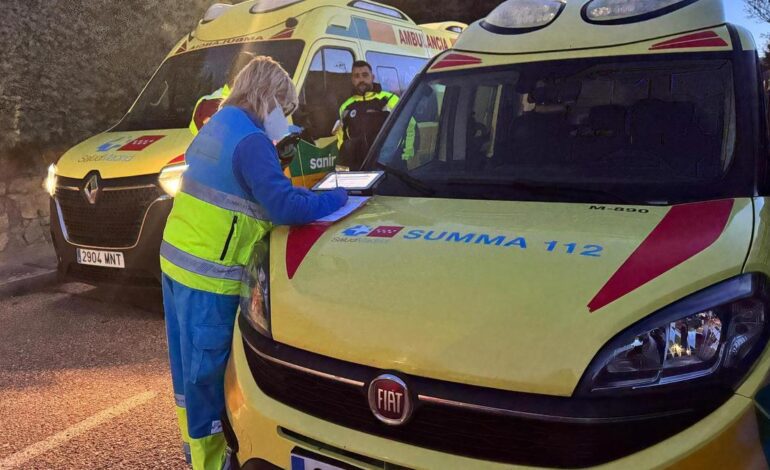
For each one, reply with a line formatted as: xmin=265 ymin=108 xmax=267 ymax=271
xmin=0 ymin=282 xmax=187 ymax=469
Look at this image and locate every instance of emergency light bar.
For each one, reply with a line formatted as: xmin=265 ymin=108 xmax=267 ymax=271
xmin=583 ymin=0 xmax=700 ymax=24
xmin=481 ymin=0 xmax=566 ymax=34
xmin=202 ymin=3 xmax=233 ymax=23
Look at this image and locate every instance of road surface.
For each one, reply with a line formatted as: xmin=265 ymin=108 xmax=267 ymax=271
xmin=0 ymin=282 xmax=187 ymax=469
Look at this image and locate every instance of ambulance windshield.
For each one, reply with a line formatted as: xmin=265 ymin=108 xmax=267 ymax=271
xmin=374 ymin=54 xmax=746 ymax=205
xmin=114 ymin=40 xmax=304 ymax=132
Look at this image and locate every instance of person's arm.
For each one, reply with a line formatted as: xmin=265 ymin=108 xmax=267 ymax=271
xmin=335 ymin=120 xmax=345 ymax=150
xmin=385 ymin=93 xmax=400 ymax=112
xmin=337 ymin=98 xmax=353 ymax=149
xmin=233 ymin=133 xmax=348 ymax=226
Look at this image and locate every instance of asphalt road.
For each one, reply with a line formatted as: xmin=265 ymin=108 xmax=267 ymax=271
xmin=0 ymin=282 xmax=187 ymax=469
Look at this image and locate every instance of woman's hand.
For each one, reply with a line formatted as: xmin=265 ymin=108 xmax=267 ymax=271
xmin=329 ymin=187 xmax=349 ymax=207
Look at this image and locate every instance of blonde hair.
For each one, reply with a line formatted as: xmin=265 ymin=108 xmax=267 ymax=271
xmin=221 ymin=55 xmax=298 ymax=121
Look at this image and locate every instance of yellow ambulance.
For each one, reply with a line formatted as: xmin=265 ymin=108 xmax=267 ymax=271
xmin=226 ymin=0 xmax=770 ymax=468
xmin=46 ymin=0 xmax=462 ymax=285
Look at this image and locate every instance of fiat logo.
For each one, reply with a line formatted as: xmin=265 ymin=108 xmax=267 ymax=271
xmin=367 ymin=374 xmax=413 ymax=425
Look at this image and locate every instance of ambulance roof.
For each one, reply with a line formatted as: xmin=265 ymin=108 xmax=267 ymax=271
xmin=454 ymin=0 xmax=729 ymax=55
xmin=193 ymin=0 xmax=416 ymax=42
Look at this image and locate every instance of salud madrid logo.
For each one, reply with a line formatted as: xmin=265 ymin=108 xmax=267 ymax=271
xmin=334 ymin=225 xmax=405 ymax=244
xmin=342 ymin=225 xmax=404 ymax=238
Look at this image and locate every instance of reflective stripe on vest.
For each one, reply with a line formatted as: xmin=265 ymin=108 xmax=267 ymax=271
xmin=182 ymin=178 xmax=269 ymax=221
xmin=160 ymin=241 xmax=244 ymax=282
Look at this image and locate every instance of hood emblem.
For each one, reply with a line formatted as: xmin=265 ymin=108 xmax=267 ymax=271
xmin=83 ymin=174 xmax=100 ymax=205
xmin=368 ymin=374 xmax=413 ymax=426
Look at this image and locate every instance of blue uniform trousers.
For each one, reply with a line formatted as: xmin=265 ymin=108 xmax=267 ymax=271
xmin=162 ymin=274 xmax=238 ymax=470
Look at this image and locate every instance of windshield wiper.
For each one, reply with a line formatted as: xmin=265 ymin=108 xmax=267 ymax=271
xmin=445 ymin=178 xmax=632 ymax=205
xmin=376 ymin=162 xmax=436 ymax=196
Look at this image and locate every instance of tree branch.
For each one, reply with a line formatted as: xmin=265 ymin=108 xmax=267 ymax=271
xmin=746 ymin=0 xmax=770 ymax=24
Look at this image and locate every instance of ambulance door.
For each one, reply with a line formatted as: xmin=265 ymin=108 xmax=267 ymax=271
xmin=289 ymin=39 xmax=361 ymax=187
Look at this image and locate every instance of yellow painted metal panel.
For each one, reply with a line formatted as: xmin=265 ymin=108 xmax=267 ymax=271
xmin=269 ymin=197 xmax=753 ymax=396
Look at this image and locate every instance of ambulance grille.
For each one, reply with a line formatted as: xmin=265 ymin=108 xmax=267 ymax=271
xmin=242 ymin=318 xmax=729 ymax=468
xmin=55 ymin=176 xmax=162 ymax=248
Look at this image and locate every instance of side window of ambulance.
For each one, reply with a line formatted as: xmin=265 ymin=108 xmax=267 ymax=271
xmin=294 ymin=47 xmax=354 ymax=140
xmin=366 ymin=51 xmax=428 ymax=95
xmin=376 ymin=66 xmax=401 ymax=95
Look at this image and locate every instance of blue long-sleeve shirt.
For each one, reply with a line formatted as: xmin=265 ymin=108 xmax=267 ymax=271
xmin=232 ymin=132 xmax=348 ymax=225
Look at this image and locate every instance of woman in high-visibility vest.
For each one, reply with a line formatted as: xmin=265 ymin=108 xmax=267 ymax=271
xmin=160 ymin=56 xmax=348 ymax=470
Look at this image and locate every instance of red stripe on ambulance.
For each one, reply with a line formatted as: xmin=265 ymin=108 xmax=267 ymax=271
xmin=167 ymin=154 xmax=185 ymax=165
xmin=588 ymin=199 xmax=734 ymax=312
xmin=431 ymin=53 xmax=482 ymax=70
xmin=286 ymin=223 xmax=332 ymax=279
xmin=650 ymin=31 xmax=728 ymax=50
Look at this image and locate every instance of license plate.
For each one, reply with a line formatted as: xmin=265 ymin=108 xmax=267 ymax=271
xmin=76 ymin=248 xmax=125 ymax=268
xmin=290 ymin=451 xmax=352 ymax=470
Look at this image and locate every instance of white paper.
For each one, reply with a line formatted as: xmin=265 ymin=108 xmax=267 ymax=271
xmin=314 ymin=196 xmax=369 ymax=223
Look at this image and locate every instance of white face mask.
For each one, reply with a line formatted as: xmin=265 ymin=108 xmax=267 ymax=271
xmin=263 ymin=100 xmax=290 ymax=141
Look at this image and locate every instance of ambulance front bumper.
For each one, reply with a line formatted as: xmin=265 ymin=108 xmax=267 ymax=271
xmin=225 ymin=317 xmax=770 ymax=469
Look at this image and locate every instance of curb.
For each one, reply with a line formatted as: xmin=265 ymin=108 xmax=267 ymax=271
xmin=0 ymin=270 xmax=58 ymax=298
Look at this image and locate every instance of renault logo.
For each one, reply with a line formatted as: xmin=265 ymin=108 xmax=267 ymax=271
xmin=83 ymin=174 xmax=100 ymax=205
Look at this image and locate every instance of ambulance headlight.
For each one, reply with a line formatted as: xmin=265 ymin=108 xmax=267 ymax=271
xmin=45 ymin=164 xmax=57 ymax=197
xmin=158 ymin=164 xmax=187 ymax=197
xmin=241 ymin=239 xmax=271 ymax=338
xmin=481 ymin=0 xmax=566 ymax=33
xmin=583 ymin=0 xmax=699 ymax=24
xmin=578 ymin=274 xmax=770 ymax=396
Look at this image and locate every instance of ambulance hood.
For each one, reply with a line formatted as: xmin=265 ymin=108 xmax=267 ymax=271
xmin=269 ymin=196 xmax=753 ymax=397
xmin=55 ymin=129 xmax=192 ymax=180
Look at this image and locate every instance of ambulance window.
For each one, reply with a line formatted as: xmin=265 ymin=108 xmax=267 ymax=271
xmin=294 ymin=47 xmax=355 ymax=140
xmin=376 ymin=66 xmax=401 ymax=94
xmin=374 ymin=57 xmax=742 ymax=204
xmin=113 ymin=40 xmax=304 ymax=132
xmin=366 ymin=51 xmax=428 ymax=94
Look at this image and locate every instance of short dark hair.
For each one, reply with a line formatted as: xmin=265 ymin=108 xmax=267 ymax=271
xmin=352 ymin=60 xmax=372 ymax=72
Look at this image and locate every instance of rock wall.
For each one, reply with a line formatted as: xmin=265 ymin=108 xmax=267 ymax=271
xmin=0 ymin=173 xmax=51 ymax=253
